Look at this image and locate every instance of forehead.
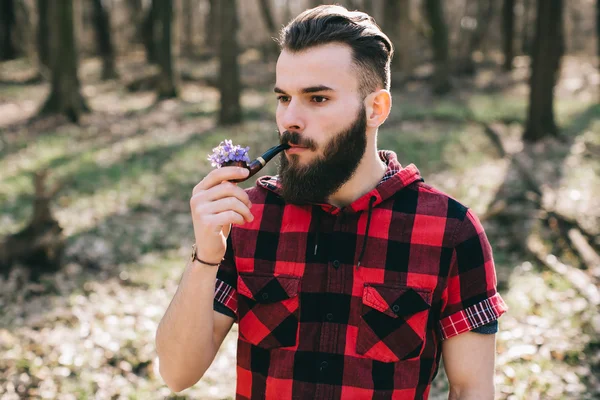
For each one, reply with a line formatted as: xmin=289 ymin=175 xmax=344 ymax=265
xmin=276 ymin=43 xmax=359 ymax=94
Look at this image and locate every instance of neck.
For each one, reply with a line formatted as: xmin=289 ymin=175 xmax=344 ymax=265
xmin=327 ymin=141 xmax=386 ymax=208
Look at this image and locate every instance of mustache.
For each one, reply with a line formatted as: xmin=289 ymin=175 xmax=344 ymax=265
xmin=280 ymin=131 xmax=317 ymax=151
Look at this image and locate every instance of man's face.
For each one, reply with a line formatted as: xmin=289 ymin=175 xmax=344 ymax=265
xmin=274 ymin=43 xmax=368 ymax=204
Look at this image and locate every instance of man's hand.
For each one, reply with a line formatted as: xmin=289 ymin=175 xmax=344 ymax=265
xmin=190 ymin=166 xmax=253 ymax=263
xmin=442 ymin=331 xmax=497 ymax=400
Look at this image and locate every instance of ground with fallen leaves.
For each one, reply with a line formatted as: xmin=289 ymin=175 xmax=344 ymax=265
xmin=0 ymin=53 xmax=599 ymax=399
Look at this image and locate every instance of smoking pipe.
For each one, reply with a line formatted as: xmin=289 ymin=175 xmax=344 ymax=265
xmin=224 ymin=143 xmax=291 ymax=183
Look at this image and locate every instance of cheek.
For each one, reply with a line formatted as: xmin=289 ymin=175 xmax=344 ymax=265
xmin=275 ymin=107 xmax=284 ymax=130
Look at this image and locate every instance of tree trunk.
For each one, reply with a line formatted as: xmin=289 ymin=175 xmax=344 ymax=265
xmin=182 ymin=0 xmax=195 ymax=55
xmin=205 ymin=0 xmax=219 ymax=51
xmin=384 ymin=0 xmax=414 ymax=81
xmin=218 ymin=0 xmax=242 ymax=125
xmin=0 ymin=0 xmax=17 ymax=60
xmin=37 ymin=0 xmax=50 ymax=67
xmin=397 ymin=0 xmax=414 ymax=76
xmin=461 ymin=0 xmax=494 ymax=76
xmin=39 ymin=0 xmax=89 ymax=123
xmin=523 ymin=0 xmax=564 ymax=142
xmin=258 ymin=0 xmax=279 ymax=58
xmin=0 ymin=170 xmax=65 ymax=280
xmin=154 ymin=0 xmax=178 ymax=99
xmin=259 ymin=0 xmax=277 ymax=36
xmin=502 ymin=0 xmax=515 ymax=71
xmin=125 ymin=0 xmax=143 ymax=45
xmin=597 ymin=0 xmax=599 ymax=73
xmin=383 ymin=0 xmax=400 ymax=55
xmin=91 ymin=0 xmax=118 ymax=79
xmin=13 ymin=0 xmax=36 ymax=67
xmin=521 ymin=0 xmax=536 ymax=55
xmin=424 ymin=0 xmax=451 ymax=94
xmin=142 ymin=0 xmax=157 ymax=63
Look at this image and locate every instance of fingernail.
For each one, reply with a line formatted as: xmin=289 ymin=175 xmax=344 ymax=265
xmin=240 ymin=168 xmax=249 ymax=176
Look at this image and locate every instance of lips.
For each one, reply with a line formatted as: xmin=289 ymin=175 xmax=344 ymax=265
xmin=285 ymin=145 xmax=308 ymax=154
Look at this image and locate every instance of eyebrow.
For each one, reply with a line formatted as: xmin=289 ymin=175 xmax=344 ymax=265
xmin=273 ymin=85 xmax=335 ymax=94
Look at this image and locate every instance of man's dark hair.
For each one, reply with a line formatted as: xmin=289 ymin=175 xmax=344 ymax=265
xmin=278 ymin=5 xmax=394 ymax=97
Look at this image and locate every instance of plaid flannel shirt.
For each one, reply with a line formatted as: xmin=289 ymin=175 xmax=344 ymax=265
xmin=213 ymin=150 xmax=507 ymax=399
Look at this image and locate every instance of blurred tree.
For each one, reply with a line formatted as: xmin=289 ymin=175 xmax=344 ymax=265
xmin=0 ymin=170 xmax=65 ymax=280
xmin=521 ymin=0 xmax=535 ymax=55
xmin=283 ymin=0 xmax=292 ymax=24
xmin=182 ymin=0 xmax=195 ymax=55
xmin=13 ymin=0 xmax=36 ymax=68
xmin=218 ymin=0 xmax=242 ymax=125
xmin=502 ymin=0 xmax=515 ymax=71
xmin=455 ymin=0 xmax=494 ymax=76
xmin=37 ymin=0 xmax=50 ymax=67
xmin=0 ymin=0 xmax=17 ymax=60
xmin=258 ymin=0 xmax=279 ymax=58
xmin=154 ymin=0 xmax=178 ymax=98
xmin=205 ymin=0 xmax=219 ymax=51
xmin=424 ymin=0 xmax=451 ymax=94
xmin=259 ymin=0 xmax=277 ymax=36
xmin=363 ymin=0 xmax=375 ymax=16
xmin=142 ymin=0 xmax=157 ymax=63
xmin=39 ymin=0 xmax=89 ymax=122
xmin=91 ymin=0 xmax=118 ymax=79
xmin=125 ymin=0 xmax=144 ymax=45
xmin=384 ymin=1 xmax=400 ymax=58
xmin=524 ymin=0 xmax=564 ymax=141
xmin=384 ymin=0 xmax=414 ymax=82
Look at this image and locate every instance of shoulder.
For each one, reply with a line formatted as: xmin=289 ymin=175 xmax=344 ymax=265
xmin=392 ymin=181 xmax=471 ymax=222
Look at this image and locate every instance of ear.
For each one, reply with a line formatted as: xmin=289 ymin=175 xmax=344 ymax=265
xmin=363 ymin=89 xmax=392 ymax=128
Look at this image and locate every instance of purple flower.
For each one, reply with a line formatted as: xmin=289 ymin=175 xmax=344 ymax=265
xmin=207 ymin=140 xmax=251 ymax=168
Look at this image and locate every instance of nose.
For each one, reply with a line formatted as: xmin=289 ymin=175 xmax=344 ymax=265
xmin=279 ymin=99 xmax=305 ymax=133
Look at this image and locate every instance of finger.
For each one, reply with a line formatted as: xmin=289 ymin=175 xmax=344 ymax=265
xmin=194 ymin=167 xmax=250 ymax=194
xmin=192 ymin=181 xmax=252 ymax=208
xmin=205 ymin=210 xmax=246 ymax=227
xmin=199 ymin=197 xmax=254 ymax=223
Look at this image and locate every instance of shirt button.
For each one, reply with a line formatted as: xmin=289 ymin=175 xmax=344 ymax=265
xmin=332 ymin=260 xmax=340 ymax=268
xmin=326 ymin=313 xmax=334 ymax=321
xmin=319 ymin=361 xmax=328 ymax=371
xmin=261 ymin=293 xmax=269 ymax=300
xmin=392 ymin=305 xmax=400 ymax=313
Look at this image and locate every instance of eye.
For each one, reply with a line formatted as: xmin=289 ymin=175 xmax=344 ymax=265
xmin=277 ymin=95 xmax=290 ymax=103
xmin=311 ymin=96 xmax=328 ymax=103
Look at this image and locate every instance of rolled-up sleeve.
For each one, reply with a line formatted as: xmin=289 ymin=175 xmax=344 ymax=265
xmin=213 ymin=233 xmax=238 ymax=321
xmin=439 ymin=209 xmax=508 ymax=340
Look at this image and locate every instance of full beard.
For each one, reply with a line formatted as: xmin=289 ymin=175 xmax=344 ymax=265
xmin=277 ymin=106 xmax=367 ymax=205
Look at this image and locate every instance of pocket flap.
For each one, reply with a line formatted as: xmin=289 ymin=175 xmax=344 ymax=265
xmin=238 ymin=272 xmax=301 ymax=303
xmin=363 ymin=284 xmax=432 ymax=318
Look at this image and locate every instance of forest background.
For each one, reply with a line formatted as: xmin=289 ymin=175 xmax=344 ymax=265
xmin=0 ymin=0 xmax=599 ymax=399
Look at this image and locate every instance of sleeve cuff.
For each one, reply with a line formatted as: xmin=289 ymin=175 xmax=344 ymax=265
xmin=439 ymin=292 xmax=507 ymax=340
xmin=471 ymin=319 xmax=498 ymax=334
xmin=214 ymin=278 xmax=238 ymax=318
xmin=214 ymin=300 xmax=237 ymax=321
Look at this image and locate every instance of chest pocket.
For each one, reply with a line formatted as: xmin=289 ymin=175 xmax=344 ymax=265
xmin=357 ymin=284 xmax=432 ymax=363
xmin=236 ymin=272 xmax=301 ymax=349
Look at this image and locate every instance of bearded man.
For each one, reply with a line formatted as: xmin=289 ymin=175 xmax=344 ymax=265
xmin=156 ymin=5 xmax=507 ymax=400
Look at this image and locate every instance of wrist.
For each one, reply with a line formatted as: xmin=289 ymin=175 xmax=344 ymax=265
xmin=190 ymin=244 xmax=222 ymax=267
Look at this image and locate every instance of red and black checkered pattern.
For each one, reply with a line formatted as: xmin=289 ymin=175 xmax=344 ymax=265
xmin=213 ymin=150 xmax=507 ymax=399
